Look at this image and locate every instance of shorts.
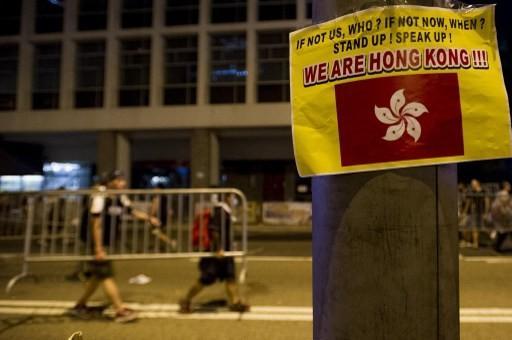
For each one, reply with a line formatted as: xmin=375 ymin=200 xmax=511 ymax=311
xmin=198 ymin=257 xmax=235 ymax=286
xmin=84 ymin=260 xmax=114 ymax=280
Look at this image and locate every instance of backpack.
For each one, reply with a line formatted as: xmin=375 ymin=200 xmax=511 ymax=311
xmin=192 ymin=209 xmax=212 ymax=251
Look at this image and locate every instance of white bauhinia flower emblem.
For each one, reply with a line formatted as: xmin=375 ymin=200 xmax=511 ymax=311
xmin=374 ymin=89 xmax=428 ymax=142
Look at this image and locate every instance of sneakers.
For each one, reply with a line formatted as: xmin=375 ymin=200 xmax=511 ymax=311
xmin=229 ymin=302 xmax=250 ymax=313
xmin=68 ymin=304 xmax=91 ymax=320
xmin=178 ymin=299 xmax=192 ymax=314
xmin=179 ymin=299 xmax=249 ymax=313
xmin=114 ymin=308 xmax=138 ymax=323
xmin=69 ymin=304 xmax=137 ymax=323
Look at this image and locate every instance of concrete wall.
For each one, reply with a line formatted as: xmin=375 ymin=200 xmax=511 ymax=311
xmin=132 ymin=138 xmax=190 ymax=162
xmin=220 ymin=136 xmax=294 ymax=161
xmin=0 ymin=0 xmax=310 ymax=134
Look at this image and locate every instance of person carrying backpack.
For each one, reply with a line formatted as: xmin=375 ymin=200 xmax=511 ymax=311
xmin=179 ymin=193 xmax=249 ymax=313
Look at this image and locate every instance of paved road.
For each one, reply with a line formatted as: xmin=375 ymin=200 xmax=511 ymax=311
xmin=0 ymin=257 xmax=312 ymax=340
xmin=2 ymin=228 xmax=512 ymax=339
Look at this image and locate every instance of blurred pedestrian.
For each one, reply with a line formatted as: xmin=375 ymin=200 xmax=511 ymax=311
xmin=47 ymin=186 xmax=67 ymax=232
xmin=66 ymin=176 xmax=107 ymax=282
xmin=499 ymin=180 xmax=511 ymax=195
xmin=491 ymin=186 xmax=512 ymax=252
xmin=69 ymin=170 xmax=161 ymax=323
xmin=150 ymin=184 xmax=176 ymax=249
xmin=41 ymin=186 xmax=67 ymax=247
xmin=458 ymin=182 xmax=468 ymax=238
xmin=179 ymin=193 xmax=249 ymax=313
xmin=463 ymin=179 xmax=490 ymax=248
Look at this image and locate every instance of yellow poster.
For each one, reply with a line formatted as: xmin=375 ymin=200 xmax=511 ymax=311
xmin=290 ymin=5 xmax=511 ymax=176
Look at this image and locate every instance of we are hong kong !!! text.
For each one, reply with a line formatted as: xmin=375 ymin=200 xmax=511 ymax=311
xmin=302 ymin=47 xmax=489 ymax=87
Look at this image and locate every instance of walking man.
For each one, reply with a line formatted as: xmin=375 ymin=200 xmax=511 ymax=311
xmin=179 ymin=193 xmax=249 ymax=313
xmin=69 ymin=170 xmax=161 ymax=322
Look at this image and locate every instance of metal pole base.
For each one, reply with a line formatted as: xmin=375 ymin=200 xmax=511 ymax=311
xmin=6 ymin=271 xmax=34 ymax=294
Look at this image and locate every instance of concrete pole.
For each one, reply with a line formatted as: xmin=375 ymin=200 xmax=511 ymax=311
xmin=104 ymin=0 xmax=120 ymax=109
xmin=116 ymin=133 xmax=132 ymax=186
xmin=60 ymin=0 xmax=76 ymax=110
xmin=311 ymin=1 xmax=460 ymax=340
xmin=96 ymin=131 xmax=117 ymax=176
xmin=190 ymin=129 xmax=219 ymax=187
xmin=96 ymin=131 xmax=132 ymax=185
xmin=16 ymin=0 xmax=34 ymax=112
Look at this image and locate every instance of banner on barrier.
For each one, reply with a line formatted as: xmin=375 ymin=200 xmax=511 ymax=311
xmin=262 ymin=202 xmax=311 ymax=226
xmin=290 ymin=5 xmax=512 ymax=176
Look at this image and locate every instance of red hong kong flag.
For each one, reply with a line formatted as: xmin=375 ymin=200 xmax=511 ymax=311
xmin=335 ymin=73 xmax=464 ymax=167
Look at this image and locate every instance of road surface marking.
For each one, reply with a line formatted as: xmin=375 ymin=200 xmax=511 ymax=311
xmin=245 ymin=256 xmax=312 ymax=262
xmin=3 ymin=300 xmax=512 ymax=323
xmin=460 ymin=308 xmax=512 ymax=315
xmin=0 ymin=300 xmax=313 ymax=322
xmin=188 ymin=256 xmax=312 ymax=263
xmin=460 ymin=256 xmax=512 ymax=264
xmin=0 ymin=300 xmax=311 ymax=313
xmin=460 ymin=316 xmax=512 ymax=323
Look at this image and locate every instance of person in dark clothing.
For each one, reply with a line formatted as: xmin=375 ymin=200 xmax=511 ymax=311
xmin=463 ymin=179 xmax=490 ymax=248
xmin=66 ymin=178 xmax=107 ymax=282
xmin=179 ymin=193 xmax=249 ymax=313
xmin=69 ymin=171 xmax=161 ymax=323
xmin=150 ymin=184 xmax=176 ymax=249
xmin=491 ymin=183 xmax=512 ymax=251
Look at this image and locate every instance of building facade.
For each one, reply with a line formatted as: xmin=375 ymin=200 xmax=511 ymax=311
xmin=0 ymin=0 xmax=314 ymax=201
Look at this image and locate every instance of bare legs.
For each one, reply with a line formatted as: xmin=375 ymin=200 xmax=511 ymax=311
xmin=102 ymin=278 xmax=124 ymax=311
xmin=76 ymin=278 xmax=100 ymax=307
xmin=225 ymin=280 xmax=239 ymax=305
xmin=181 ymin=279 xmax=242 ymax=306
xmin=472 ymin=228 xmax=479 ymax=248
xmin=184 ymin=282 xmax=204 ymax=302
xmin=75 ymin=277 xmax=125 ymax=312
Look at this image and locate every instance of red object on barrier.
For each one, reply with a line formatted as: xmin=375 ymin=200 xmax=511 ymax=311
xmin=192 ymin=210 xmax=212 ymax=250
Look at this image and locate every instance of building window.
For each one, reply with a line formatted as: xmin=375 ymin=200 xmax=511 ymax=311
xmin=43 ymin=162 xmax=92 ymax=190
xmin=0 ymin=1 xmax=22 ymax=36
xmin=165 ymin=0 xmax=199 ymax=26
xmin=119 ymin=39 xmax=151 ymax=107
xmin=35 ymin=0 xmax=64 ymax=33
xmin=164 ymin=36 xmax=197 ymax=105
xmin=258 ymin=0 xmax=296 ymax=21
xmin=32 ymin=43 xmax=61 ymax=110
xmin=210 ymin=34 xmax=246 ymax=104
xmin=0 ymin=175 xmax=44 ymax=192
xmin=0 ymin=45 xmax=18 ymax=111
xmin=211 ymin=0 xmax=246 ymax=23
xmin=78 ymin=0 xmax=108 ymax=31
xmin=122 ymin=0 xmax=153 ymax=29
xmin=75 ymin=41 xmax=105 ymax=108
xmin=257 ymin=31 xmax=290 ymax=102
xmin=306 ymin=0 xmax=312 ymax=19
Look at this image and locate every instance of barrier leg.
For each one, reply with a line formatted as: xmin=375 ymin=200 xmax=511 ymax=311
xmin=6 ymin=197 xmax=35 ymax=294
xmin=238 ymin=196 xmax=249 ymax=300
xmin=6 ymin=262 xmax=30 ymax=294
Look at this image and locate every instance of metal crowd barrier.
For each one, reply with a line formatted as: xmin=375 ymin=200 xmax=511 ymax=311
xmin=0 ymin=193 xmax=30 ymax=241
xmin=5 ymin=188 xmax=248 ymax=293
